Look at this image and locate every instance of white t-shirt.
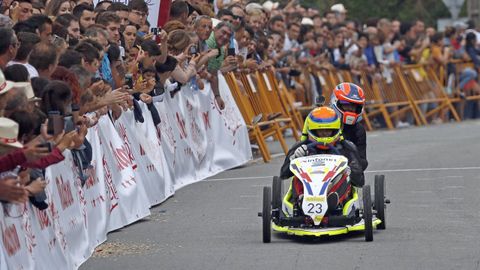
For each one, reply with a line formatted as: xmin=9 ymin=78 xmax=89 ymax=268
xmin=283 ymin=33 xmax=299 ymax=51
xmin=465 ymin=29 xmax=480 ymax=46
xmin=6 ymin=61 xmax=39 ymax=79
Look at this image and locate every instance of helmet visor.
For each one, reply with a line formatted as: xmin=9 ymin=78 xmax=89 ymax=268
xmin=338 ymin=101 xmax=363 ymax=114
xmin=310 ymin=128 xmax=339 ymax=138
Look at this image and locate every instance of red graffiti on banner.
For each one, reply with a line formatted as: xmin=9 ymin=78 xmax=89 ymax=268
xmin=91 ymin=195 xmax=106 ymax=208
xmin=23 ymin=216 xmax=36 ymax=254
xmin=145 ymin=164 xmax=155 ymax=172
xmin=139 ymin=144 xmax=146 ymax=156
xmin=117 ymin=123 xmax=137 ymax=165
xmin=215 ymin=95 xmax=243 ymax=145
xmin=55 ymin=175 xmax=74 ymax=210
xmin=35 ymin=207 xmax=51 ymax=230
xmin=184 ymin=147 xmax=193 ymax=156
xmin=176 ymin=112 xmax=187 ymax=139
xmin=109 ymin=142 xmax=135 ymax=171
xmin=102 ymin=154 xmax=119 ymax=212
xmin=155 ymin=126 xmax=162 ymax=145
xmin=202 ymin=111 xmax=211 ymax=130
xmin=121 ymin=176 xmax=136 ymax=188
xmin=76 ymin=178 xmax=87 ymax=226
xmin=48 ymin=199 xmax=67 ymax=251
xmin=1 ymin=224 xmax=21 ymax=256
xmin=85 ymin=164 xmax=98 ymax=189
xmin=158 ymin=114 xmax=176 ymax=147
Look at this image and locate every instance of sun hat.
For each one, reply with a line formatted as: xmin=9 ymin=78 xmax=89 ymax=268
xmin=0 ymin=118 xmax=23 ymax=148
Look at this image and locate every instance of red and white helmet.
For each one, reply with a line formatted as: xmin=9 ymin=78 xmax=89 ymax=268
xmin=330 ymin=82 xmax=366 ymax=125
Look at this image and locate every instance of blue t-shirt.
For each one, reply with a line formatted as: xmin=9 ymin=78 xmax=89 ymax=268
xmin=364 ymin=46 xmax=377 ymax=66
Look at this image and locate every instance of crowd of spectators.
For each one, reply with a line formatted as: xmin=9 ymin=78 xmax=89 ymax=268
xmin=0 ymin=0 xmax=479 ymax=207
xmin=164 ymin=0 xmax=480 ymax=125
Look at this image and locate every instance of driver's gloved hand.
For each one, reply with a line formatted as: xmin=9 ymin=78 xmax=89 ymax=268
xmin=290 ymin=145 xmax=308 ymax=160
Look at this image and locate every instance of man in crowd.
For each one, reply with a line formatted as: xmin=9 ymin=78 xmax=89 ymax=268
xmin=0 ymin=27 xmax=19 ymax=70
xmin=7 ymin=31 xmax=40 ymax=78
xmin=28 ymin=42 xmax=57 ymax=78
xmin=96 ymin=11 xmax=121 ymax=44
xmin=128 ymin=0 xmax=148 ymax=26
xmin=73 ymin=3 xmax=95 ymax=33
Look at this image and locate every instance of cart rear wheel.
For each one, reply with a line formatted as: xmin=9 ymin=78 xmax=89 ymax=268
xmin=262 ymin=186 xmax=272 ymax=243
xmin=363 ymin=185 xmax=373 ymax=242
xmin=272 ymin=176 xmax=282 ymax=211
xmin=374 ymin=175 xmax=386 ymax=230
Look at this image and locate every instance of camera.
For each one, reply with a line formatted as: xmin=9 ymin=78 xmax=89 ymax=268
xmin=150 ymin=27 xmax=161 ymax=35
xmin=47 ymin=111 xmax=64 ymax=136
xmin=227 ymin=47 xmax=236 ymax=56
xmin=37 ymin=142 xmax=52 ymax=153
xmin=125 ymin=74 xmax=134 ymax=89
xmin=288 ymin=69 xmax=301 ymax=77
xmin=64 ymin=116 xmax=76 ymax=133
xmin=189 ymin=45 xmax=198 ymax=55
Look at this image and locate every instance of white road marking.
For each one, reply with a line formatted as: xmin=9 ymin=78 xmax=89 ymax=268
xmin=417 ymin=176 xmax=463 ymax=181
xmin=366 ymin=167 xmax=480 ymax=173
xmin=239 ymin=195 xmax=258 ymax=198
xmin=404 ymin=204 xmax=430 ymax=208
xmin=446 ymin=197 xmax=464 ymax=201
xmin=205 ymin=166 xmax=480 ymax=182
xmin=409 ymin=190 xmax=434 ymax=194
xmin=439 ymin=186 xmax=465 ymax=190
xmin=416 ymin=177 xmax=435 ymax=181
xmin=206 ymin=175 xmax=271 ymax=182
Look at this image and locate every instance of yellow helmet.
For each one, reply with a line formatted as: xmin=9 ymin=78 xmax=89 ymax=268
xmin=305 ymin=107 xmax=342 ymax=146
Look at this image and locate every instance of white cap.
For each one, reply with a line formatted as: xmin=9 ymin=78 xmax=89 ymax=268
xmin=301 ymin=17 xmax=314 ymax=26
xmin=245 ymin=2 xmax=264 ymax=14
xmin=0 ymin=70 xmax=40 ymax=101
xmin=0 ymin=70 xmax=19 ymax=96
xmin=262 ymin=1 xmax=279 ymax=11
xmin=0 ymin=118 xmax=23 ymax=148
xmin=14 ymin=82 xmax=41 ymax=101
xmin=453 ymin=21 xmax=468 ymax=29
xmin=331 ymin=3 xmax=347 ymax=13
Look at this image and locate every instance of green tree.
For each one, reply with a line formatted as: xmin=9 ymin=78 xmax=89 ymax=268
xmin=299 ymin=0 xmax=467 ymax=27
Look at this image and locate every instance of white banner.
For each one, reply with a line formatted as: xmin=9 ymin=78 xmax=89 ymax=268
xmin=0 ymin=76 xmax=252 ymax=269
xmin=93 ymin=0 xmax=161 ymax=29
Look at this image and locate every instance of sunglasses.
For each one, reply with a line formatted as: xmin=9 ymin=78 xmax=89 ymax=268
xmin=233 ymin=15 xmax=244 ymax=21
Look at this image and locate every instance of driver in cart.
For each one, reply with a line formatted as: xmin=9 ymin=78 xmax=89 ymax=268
xmin=280 ymin=106 xmax=365 ymax=210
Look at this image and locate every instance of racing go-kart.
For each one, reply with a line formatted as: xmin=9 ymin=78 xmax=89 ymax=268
xmin=259 ymin=149 xmax=389 ymax=243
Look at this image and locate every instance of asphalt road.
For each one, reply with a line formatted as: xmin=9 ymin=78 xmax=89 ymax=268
xmin=81 ymin=120 xmax=480 ymax=270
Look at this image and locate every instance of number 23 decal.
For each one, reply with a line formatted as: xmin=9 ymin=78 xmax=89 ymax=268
xmin=307 ymin=203 xmax=323 ymax=214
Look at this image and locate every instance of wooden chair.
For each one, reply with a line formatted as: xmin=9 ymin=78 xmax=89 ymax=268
xmin=237 ymin=72 xmax=295 ymax=151
xmin=449 ymin=61 xmax=480 ymax=119
xmin=265 ymin=69 xmax=305 ymax=130
xmin=226 ymin=72 xmax=290 ymax=159
xmin=395 ymin=64 xmax=460 ymax=125
xmin=255 ymin=70 xmax=301 ymax=140
xmin=372 ymin=67 xmax=423 ymax=127
xmin=359 ymin=71 xmax=395 ymax=130
xmin=223 ymin=72 xmax=271 ymax=162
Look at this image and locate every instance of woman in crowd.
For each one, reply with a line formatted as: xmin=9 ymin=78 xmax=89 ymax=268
xmin=46 ymin=0 xmax=73 ymax=17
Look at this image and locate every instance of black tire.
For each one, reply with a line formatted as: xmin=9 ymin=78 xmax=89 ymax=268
xmin=272 ymin=176 xmax=282 ymax=211
xmin=262 ymin=186 xmax=272 ymax=243
xmin=375 ymin=175 xmax=386 ymax=230
xmin=363 ymin=185 xmax=373 ymax=242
